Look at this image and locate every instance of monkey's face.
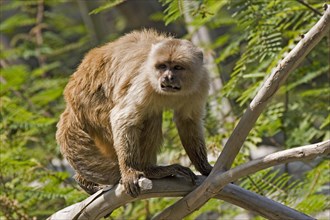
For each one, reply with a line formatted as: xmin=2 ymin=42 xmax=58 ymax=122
xmin=146 ymin=39 xmax=205 ymax=96
xmin=156 ymin=62 xmax=185 ymax=93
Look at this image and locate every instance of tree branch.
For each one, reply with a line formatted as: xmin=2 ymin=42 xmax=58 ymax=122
xmin=48 ymin=141 xmax=328 ymax=219
xmin=47 ymin=180 xmax=308 ymax=220
xmin=215 ymin=184 xmax=313 ymax=220
xmin=153 ymin=141 xmax=329 ymax=219
xmin=153 ymin=4 xmax=330 ymax=219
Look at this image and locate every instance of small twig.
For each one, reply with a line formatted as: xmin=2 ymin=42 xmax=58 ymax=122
xmin=76 ymin=0 xmax=99 ymax=45
xmin=33 ymin=0 xmax=46 ymax=66
xmin=296 ymin=0 xmax=322 ymax=16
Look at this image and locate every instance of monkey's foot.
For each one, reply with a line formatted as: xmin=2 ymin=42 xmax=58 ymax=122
xmin=167 ymin=164 xmax=197 ymax=185
xmin=74 ymin=173 xmax=111 ymax=195
xmin=145 ymin=164 xmax=197 ymax=185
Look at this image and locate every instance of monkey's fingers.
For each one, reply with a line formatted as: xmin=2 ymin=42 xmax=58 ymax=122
xmin=123 ymin=180 xmax=140 ymax=198
xmin=121 ymin=170 xmax=145 ymax=197
xmin=74 ymin=173 xmax=102 ymax=195
xmin=172 ymin=165 xmax=197 ymax=185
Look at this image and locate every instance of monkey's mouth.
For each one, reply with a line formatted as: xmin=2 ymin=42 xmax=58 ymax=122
xmin=160 ymin=83 xmax=181 ymax=92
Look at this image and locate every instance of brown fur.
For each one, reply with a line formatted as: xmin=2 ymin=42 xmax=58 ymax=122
xmin=56 ymin=29 xmax=213 ymax=197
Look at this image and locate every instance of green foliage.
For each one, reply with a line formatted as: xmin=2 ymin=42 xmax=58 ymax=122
xmin=89 ymin=0 xmax=125 ymax=15
xmin=215 ymin=0 xmax=329 ymax=148
xmin=159 ymin=0 xmax=185 ymax=25
xmin=240 ymin=160 xmax=330 ymax=217
xmin=1 ymin=0 xmax=328 ymax=219
xmin=161 ymin=0 xmax=329 ymax=218
xmin=160 ymin=0 xmax=226 ymax=26
xmin=0 ymin=1 xmax=89 ymax=218
xmin=295 ymin=161 xmax=330 ymax=214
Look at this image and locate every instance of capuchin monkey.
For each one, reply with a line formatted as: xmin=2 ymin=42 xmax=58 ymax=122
xmin=56 ymin=29 xmax=213 ymax=197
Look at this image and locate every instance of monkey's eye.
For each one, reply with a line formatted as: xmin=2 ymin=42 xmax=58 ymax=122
xmin=156 ymin=64 xmax=167 ymax=70
xmin=173 ymin=65 xmax=184 ymax=70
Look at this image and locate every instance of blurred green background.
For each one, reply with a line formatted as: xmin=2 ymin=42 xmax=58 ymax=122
xmin=0 ymin=0 xmax=329 ymax=219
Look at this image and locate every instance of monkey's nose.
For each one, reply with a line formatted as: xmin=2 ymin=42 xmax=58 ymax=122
xmin=161 ymin=77 xmax=171 ymax=86
xmin=160 ymin=76 xmax=181 ymax=91
xmin=168 ymin=75 xmax=175 ymax=81
xmin=164 ymin=74 xmax=175 ymax=82
xmin=161 ymin=76 xmax=174 ymax=85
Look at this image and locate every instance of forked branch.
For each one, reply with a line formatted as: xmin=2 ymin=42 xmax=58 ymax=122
xmin=153 ymin=141 xmax=329 ymax=219
xmin=153 ymin=4 xmax=330 ymax=220
xmin=48 ymin=141 xmax=329 ymax=219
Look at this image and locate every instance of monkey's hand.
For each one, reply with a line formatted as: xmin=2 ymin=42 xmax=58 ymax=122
xmin=168 ymin=164 xmax=197 ymax=185
xmin=120 ymin=169 xmax=145 ymax=197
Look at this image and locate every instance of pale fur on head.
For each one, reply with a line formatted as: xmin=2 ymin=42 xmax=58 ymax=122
xmin=144 ymin=38 xmax=206 ymax=96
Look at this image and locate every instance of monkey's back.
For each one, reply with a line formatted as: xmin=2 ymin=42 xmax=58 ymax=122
xmin=62 ymin=30 xmax=167 ymax=122
xmin=56 ymin=30 xmax=170 ymax=186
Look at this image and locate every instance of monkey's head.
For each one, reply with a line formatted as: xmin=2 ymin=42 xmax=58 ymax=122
xmin=146 ymin=39 xmax=207 ymax=96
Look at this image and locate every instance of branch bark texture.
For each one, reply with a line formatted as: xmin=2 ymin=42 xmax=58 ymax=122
xmin=48 ymin=141 xmax=329 ymax=220
xmin=153 ymin=141 xmax=329 ymax=220
xmin=153 ymin=5 xmax=330 ymax=219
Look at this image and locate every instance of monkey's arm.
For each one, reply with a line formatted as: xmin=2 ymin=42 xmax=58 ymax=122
xmin=111 ymin=107 xmax=198 ymax=197
xmin=175 ymin=113 xmax=213 ymax=176
xmin=110 ymin=106 xmax=145 ymax=197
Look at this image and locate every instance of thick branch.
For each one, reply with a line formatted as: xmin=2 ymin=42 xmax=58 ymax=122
xmin=48 ymin=180 xmax=310 ymax=220
xmin=211 ymin=141 xmax=329 ymax=190
xmin=48 ymin=141 xmax=328 ymax=219
xmin=153 ymin=141 xmax=329 ymax=219
xmin=153 ymin=4 xmax=330 ymax=219
xmin=215 ymin=184 xmax=312 ymax=220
